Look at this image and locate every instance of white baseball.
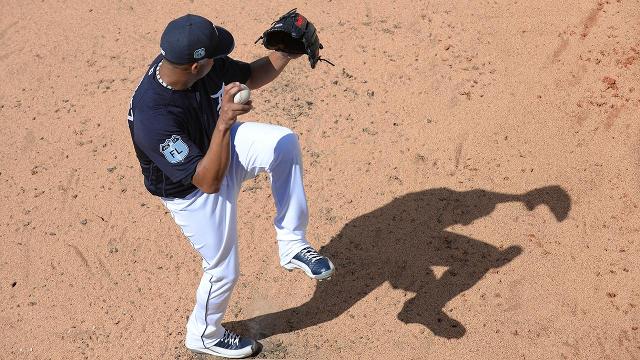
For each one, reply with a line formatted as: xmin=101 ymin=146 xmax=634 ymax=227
xmin=233 ymin=84 xmax=251 ymax=104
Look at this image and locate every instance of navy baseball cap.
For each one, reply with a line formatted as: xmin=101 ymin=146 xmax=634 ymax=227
xmin=160 ymin=14 xmax=235 ymax=65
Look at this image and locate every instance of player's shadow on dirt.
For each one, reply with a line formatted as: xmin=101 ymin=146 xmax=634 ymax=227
xmin=226 ymin=186 xmax=571 ymax=340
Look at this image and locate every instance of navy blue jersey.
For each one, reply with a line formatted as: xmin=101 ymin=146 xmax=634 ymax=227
xmin=128 ymin=54 xmax=251 ymax=198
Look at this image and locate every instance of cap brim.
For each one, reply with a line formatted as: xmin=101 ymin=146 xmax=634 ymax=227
xmin=212 ymin=26 xmax=235 ymax=58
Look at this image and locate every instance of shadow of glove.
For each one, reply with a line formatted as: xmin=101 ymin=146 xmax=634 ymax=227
xmin=523 ymin=185 xmax=571 ymax=221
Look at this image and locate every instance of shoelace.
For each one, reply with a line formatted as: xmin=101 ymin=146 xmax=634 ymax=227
xmin=221 ymin=330 xmax=240 ymax=347
xmin=299 ymin=247 xmax=323 ymax=263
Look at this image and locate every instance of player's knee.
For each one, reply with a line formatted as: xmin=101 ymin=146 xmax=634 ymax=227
xmin=214 ymin=273 xmax=239 ymax=289
xmin=204 ymin=269 xmax=240 ymax=287
xmin=273 ymin=131 xmax=301 ymax=163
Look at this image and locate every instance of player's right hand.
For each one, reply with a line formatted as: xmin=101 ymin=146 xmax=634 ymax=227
xmin=217 ymin=82 xmax=253 ymax=130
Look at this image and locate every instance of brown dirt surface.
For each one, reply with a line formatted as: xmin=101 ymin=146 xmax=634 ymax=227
xmin=1 ymin=1 xmax=639 ymax=359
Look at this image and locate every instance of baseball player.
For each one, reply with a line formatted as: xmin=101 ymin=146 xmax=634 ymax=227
xmin=127 ymin=14 xmax=334 ymax=358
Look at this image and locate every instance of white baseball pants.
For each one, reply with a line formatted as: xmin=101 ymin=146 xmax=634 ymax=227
xmin=161 ymin=122 xmax=311 ymax=347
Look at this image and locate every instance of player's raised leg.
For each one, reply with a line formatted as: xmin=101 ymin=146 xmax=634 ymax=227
xmin=230 ymin=122 xmax=335 ymax=280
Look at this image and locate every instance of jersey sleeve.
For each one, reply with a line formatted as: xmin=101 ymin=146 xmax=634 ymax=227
xmin=133 ymin=106 xmax=204 ymax=185
xmin=212 ymin=56 xmax=252 ymax=84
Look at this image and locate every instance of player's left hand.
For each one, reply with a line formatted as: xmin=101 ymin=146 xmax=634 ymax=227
xmin=277 ymin=51 xmax=303 ymax=60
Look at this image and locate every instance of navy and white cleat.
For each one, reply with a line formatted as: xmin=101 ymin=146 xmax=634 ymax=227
xmin=186 ymin=329 xmax=259 ymax=359
xmin=283 ymin=246 xmax=335 ymax=280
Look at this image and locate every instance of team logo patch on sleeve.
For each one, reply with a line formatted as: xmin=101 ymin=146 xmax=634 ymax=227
xmin=160 ymin=135 xmax=189 ymax=163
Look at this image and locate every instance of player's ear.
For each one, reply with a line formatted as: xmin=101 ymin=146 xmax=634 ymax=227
xmin=190 ymin=62 xmax=200 ymax=74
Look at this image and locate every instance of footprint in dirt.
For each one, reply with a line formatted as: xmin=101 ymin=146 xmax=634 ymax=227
xmin=0 ymin=21 xmax=19 ymax=62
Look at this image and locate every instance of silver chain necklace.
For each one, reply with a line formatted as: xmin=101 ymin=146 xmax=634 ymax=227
xmin=155 ymin=60 xmax=174 ymax=90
